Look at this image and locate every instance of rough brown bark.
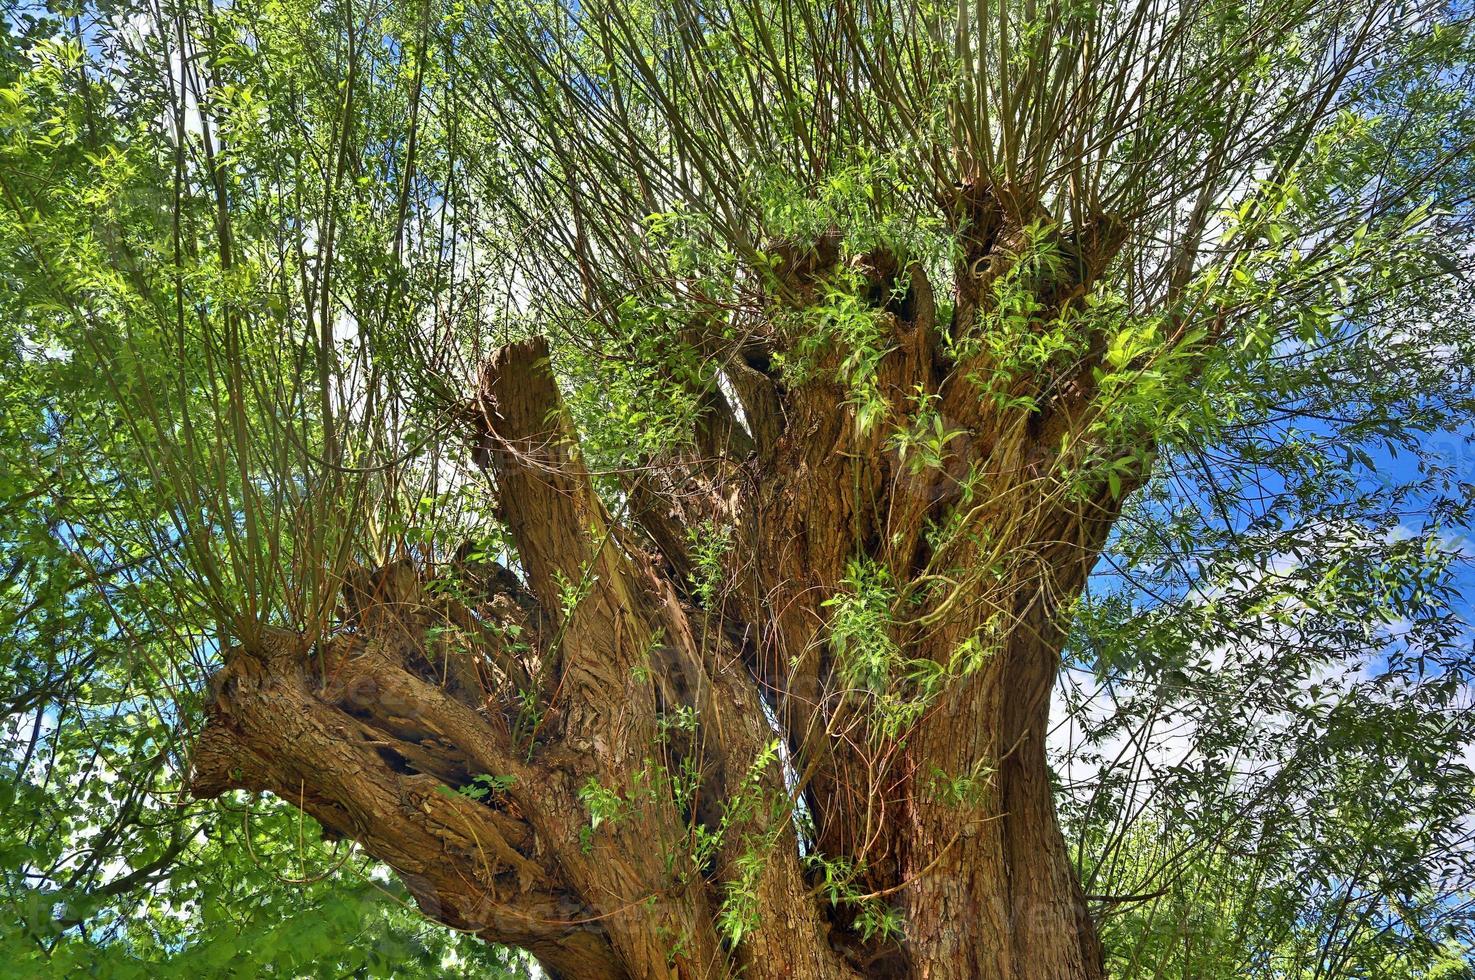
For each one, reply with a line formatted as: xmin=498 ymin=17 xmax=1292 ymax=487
xmin=189 ymin=182 xmax=1140 ymax=979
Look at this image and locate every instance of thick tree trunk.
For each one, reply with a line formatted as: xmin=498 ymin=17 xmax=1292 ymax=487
xmin=188 ymin=184 xmax=1132 ymax=979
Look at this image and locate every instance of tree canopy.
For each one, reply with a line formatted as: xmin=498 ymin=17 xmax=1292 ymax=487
xmin=2 ymin=0 xmax=1475 ymax=975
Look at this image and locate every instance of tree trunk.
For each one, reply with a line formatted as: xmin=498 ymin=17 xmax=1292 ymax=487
xmin=188 ymin=183 xmax=1133 ymax=979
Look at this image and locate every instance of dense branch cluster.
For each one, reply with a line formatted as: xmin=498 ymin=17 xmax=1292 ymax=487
xmin=190 ymin=188 xmax=1147 ymax=979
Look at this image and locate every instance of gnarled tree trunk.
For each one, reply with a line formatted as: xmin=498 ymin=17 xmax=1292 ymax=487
xmin=189 ymin=183 xmax=1138 ymax=979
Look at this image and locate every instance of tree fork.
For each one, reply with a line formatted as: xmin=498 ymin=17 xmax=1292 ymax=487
xmin=190 ymin=200 xmax=1139 ymax=978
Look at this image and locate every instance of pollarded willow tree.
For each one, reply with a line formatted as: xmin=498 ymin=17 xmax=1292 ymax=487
xmin=4 ymin=0 xmax=1475 ymax=976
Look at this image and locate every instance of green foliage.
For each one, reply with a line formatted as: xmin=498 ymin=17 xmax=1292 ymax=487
xmin=781 ymin=272 xmax=896 ymax=433
xmin=716 ymin=846 xmax=768 ymax=947
xmin=686 ymin=520 xmax=732 ymax=607
xmin=823 ymin=558 xmax=902 ymax=694
xmin=3 ymin=0 xmax=1475 ymax=974
xmin=455 ymin=773 xmax=518 ymax=802
xmin=802 ymin=852 xmax=906 ymax=943
xmin=0 ymin=800 xmax=534 ymax=978
xmin=712 ymin=739 xmax=787 ymax=946
xmin=577 ymin=776 xmax=630 ymax=850
xmin=823 ymin=559 xmax=998 ymax=737
xmin=887 ymin=389 xmax=969 ymax=478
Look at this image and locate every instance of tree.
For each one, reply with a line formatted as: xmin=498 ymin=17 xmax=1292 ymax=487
xmin=2 ymin=0 xmax=1474 ymax=977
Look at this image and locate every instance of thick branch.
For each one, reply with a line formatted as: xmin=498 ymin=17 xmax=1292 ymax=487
xmin=187 ymin=628 xmax=621 ymax=978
